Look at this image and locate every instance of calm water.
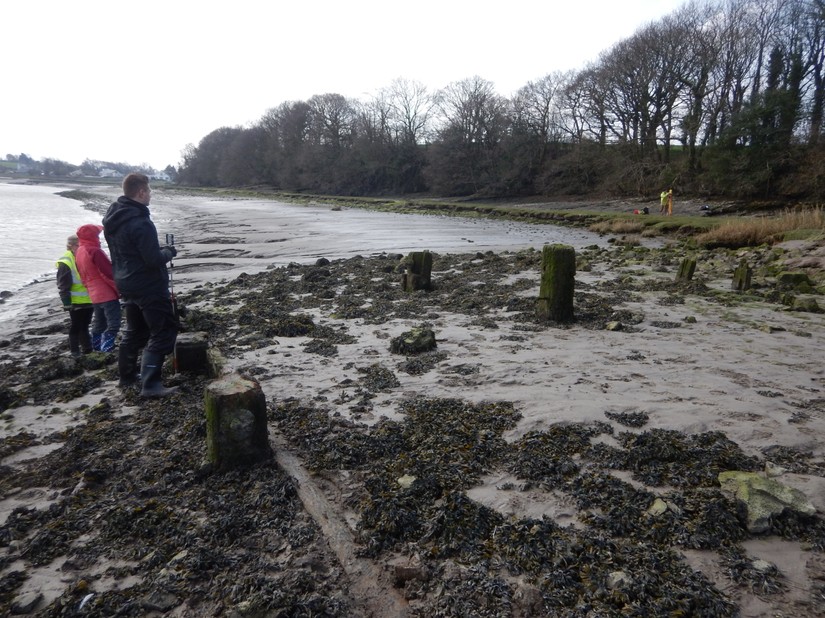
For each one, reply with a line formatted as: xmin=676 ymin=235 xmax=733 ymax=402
xmin=0 ymin=183 xmax=103 ymax=293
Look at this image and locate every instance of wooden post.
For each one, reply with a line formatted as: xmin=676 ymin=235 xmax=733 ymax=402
xmin=174 ymin=332 xmax=209 ymax=374
xmin=732 ymin=259 xmax=752 ymax=292
xmin=204 ymin=375 xmax=272 ymax=471
xmin=536 ymin=244 xmax=575 ymax=322
xmin=676 ymin=257 xmax=696 ymax=282
xmin=401 ymin=251 xmax=433 ymax=292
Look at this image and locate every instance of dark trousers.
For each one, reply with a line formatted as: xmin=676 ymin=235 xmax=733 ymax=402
xmin=68 ymin=305 xmax=93 ymax=353
xmin=91 ymin=299 xmax=122 ymax=337
xmin=120 ymin=295 xmax=178 ymax=356
xmin=69 ymin=305 xmax=93 ymax=337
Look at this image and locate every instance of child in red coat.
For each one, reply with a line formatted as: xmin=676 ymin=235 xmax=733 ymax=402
xmin=75 ymin=224 xmax=121 ymax=352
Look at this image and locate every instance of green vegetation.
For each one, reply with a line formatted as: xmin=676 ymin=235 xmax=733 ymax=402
xmin=175 ymin=1 xmax=825 ymax=204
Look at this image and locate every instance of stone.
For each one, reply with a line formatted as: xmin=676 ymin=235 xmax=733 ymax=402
xmin=777 ymin=271 xmax=813 ymax=292
xmin=389 ymin=327 xmax=437 ymax=355
xmin=791 ymin=297 xmax=821 ymax=313
xmin=11 ymin=591 xmax=43 ymax=614
xmin=718 ymin=470 xmax=816 ymax=533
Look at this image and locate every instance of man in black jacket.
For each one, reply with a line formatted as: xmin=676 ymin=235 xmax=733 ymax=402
xmin=103 ymin=173 xmax=178 ymax=398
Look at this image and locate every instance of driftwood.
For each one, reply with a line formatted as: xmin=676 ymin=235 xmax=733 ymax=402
xmin=536 ymin=244 xmax=575 ymax=322
xmin=204 ymin=375 xmax=272 ymax=471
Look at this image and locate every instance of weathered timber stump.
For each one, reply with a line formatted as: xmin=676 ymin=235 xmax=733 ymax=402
xmin=536 ymin=244 xmax=575 ymax=322
xmin=204 ymin=375 xmax=272 ymax=470
xmin=676 ymin=257 xmax=696 ymax=281
xmin=174 ymin=332 xmax=210 ymax=374
xmin=401 ymin=250 xmax=433 ymax=292
xmin=732 ymin=259 xmax=752 ymax=292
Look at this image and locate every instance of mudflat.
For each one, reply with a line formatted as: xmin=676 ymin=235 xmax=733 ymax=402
xmin=1 ymin=190 xmax=824 ymax=616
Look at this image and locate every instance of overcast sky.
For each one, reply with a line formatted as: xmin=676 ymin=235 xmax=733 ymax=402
xmin=3 ymin=0 xmax=687 ymax=170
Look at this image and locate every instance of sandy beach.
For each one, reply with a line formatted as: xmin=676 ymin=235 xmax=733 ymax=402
xmin=2 ymin=189 xmax=825 ymax=616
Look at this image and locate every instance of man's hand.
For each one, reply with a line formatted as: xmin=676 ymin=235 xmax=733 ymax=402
xmin=161 ymin=245 xmax=177 ymax=261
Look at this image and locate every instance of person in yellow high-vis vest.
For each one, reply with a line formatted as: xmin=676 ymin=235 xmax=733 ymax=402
xmin=56 ymin=235 xmax=94 ymax=357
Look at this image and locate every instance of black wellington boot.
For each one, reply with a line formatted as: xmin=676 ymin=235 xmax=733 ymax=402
xmin=140 ymin=351 xmax=178 ymax=399
xmin=118 ymin=346 xmax=141 ymax=388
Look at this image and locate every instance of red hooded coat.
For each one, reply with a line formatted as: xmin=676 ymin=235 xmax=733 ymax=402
xmin=75 ymin=224 xmax=119 ymax=304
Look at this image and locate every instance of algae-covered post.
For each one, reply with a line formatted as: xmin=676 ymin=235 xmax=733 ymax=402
xmin=732 ymin=259 xmax=752 ymax=292
xmin=204 ymin=375 xmax=272 ymax=470
xmin=676 ymin=257 xmax=696 ymax=282
xmin=537 ymin=244 xmax=575 ymax=322
xmin=401 ymin=250 xmax=433 ymax=292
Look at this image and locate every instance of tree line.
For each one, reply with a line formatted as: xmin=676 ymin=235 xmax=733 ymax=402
xmin=177 ymin=0 xmax=825 ymax=202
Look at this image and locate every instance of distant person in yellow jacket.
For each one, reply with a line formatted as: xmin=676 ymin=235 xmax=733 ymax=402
xmin=56 ymin=234 xmax=94 ymax=357
xmin=660 ymin=188 xmax=673 ymax=215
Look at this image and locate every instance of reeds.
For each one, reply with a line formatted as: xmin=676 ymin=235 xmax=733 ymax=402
xmin=695 ymin=207 xmax=825 ymax=248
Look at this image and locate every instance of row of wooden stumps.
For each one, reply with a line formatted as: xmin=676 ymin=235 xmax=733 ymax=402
xmin=174 ymin=332 xmax=272 ymax=471
xmin=676 ymin=255 xmax=753 ymax=292
xmin=192 ymin=248 xmax=757 ymax=472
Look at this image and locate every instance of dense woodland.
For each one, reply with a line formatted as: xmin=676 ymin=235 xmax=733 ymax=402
xmin=177 ymin=0 xmax=825 ymax=202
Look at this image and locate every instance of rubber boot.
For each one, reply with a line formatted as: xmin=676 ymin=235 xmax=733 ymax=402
xmin=79 ymin=330 xmax=93 ymax=354
xmin=118 ymin=346 xmax=141 ymax=388
xmin=91 ymin=333 xmax=102 ymax=351
xmin=100 ymin=332 xmax=116 ymax=353
xmin=69 ymin=333 xmax=81 ymax=358
xmin=140 ymin=351 xmax=178 ymax=399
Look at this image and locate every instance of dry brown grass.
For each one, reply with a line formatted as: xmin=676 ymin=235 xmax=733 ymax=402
xmin=588 ymin=219 xmax=646 ymax=235
xmin=695 ymin=207 xmax=825 ymax=248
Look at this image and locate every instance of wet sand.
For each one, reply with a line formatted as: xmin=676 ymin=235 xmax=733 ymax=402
xmin=1 ymin=190 xmax=825 ymax=616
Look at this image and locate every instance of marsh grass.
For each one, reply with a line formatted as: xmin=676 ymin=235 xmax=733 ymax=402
xmin=588 ymin=219 xmax=646 ymax=234
xmin=695 ymin=208 xmax=825 ymax=248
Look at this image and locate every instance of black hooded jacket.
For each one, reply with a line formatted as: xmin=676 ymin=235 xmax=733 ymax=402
xmin=102 ymin=196 xmax=174 ymax=298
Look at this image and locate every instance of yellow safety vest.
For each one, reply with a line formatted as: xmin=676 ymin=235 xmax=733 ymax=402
xmin=56 ymin=250 xmax=92 ymax=305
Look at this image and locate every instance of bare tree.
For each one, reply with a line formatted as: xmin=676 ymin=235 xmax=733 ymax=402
xmin=384 ymin=78 xmax=435 ymax=145
xmin=429 ymin=76 xmax=510 ymax=195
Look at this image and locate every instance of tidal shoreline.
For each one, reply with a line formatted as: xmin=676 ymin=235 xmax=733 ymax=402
xmin=1 ymin=189 xmax=825 ymax=616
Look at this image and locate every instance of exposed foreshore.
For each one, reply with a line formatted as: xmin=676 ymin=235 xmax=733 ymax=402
xmin=1 ymin=188 xmax=825 ymax=616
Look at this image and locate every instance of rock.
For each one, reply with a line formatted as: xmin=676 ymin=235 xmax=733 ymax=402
xmin=607 ymin=570 xmax=631 ymax=590
xmin=140 ymin=590 xmax=180 ymax=612
xmin=777 ymin=271 xmax=814 ymax=292
xmin=764 ymin=462 xmax=788 ymax=478
xmin=389 ymin=327 xmax=437 ymax=355
xmin=647 ymin=498 xmax=668 ymax=516
xmin=513 ymin=581 xmax=544 ymax=617
xmin=397 ymin=474 xmax=417 ymax=488
xmin=791 ymin=297 xmax=821 ymax=313
xmin=718 ymin=470 xmax=817 ymax=533
xmin=11 ymin=591 xmax=43 ymax=614
xmin=392 ymin=563 xmax=429 ymax=585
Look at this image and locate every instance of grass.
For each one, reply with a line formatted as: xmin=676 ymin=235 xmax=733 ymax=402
xmin=695 ymin=207 xmax=825 ymax=248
